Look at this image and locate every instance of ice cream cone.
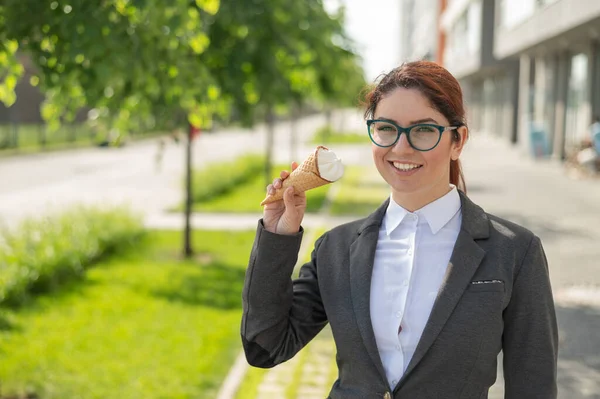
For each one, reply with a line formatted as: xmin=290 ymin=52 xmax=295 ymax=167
xmin=260 ymin=146 xmax=333 ymax=206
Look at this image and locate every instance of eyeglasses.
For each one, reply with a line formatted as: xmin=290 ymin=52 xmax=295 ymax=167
xmin=367 ymin=119 xmax=458 ymax=151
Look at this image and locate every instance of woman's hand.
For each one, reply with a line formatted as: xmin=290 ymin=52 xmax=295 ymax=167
xmin=263 ymin=162 xmax=307 ymax=235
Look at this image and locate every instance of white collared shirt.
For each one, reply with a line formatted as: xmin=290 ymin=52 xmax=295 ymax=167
xmin=370 ymin=186 xmax=462 ymax=388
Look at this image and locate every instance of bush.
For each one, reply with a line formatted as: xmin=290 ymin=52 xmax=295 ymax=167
xmin=192 ymin=153 xmax=264 ymax=202
xmin=0 ymin=205 xmax=144 ymax=306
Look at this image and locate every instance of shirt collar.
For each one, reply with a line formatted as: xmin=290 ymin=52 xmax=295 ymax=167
xmin=384 ymin=186 xmax=461 ymax=236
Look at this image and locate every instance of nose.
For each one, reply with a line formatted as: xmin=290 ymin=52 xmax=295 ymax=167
xmin=392 ymin=132 xmax=415 ymax=153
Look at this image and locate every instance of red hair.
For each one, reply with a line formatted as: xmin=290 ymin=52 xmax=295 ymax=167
xmin=363 ymin=61 xmax=468 ymax=193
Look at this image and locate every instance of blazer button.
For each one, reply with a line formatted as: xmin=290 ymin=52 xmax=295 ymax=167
xmin=383 ymin=392 xmax=392 ymax=399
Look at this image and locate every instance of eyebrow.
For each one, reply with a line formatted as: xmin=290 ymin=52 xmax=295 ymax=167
xmin=377 ymin=116 xmax=440 ymax=125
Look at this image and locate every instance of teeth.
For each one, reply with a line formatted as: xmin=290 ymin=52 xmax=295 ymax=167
xmin=393 ymin=162 xmax=422 ymax=171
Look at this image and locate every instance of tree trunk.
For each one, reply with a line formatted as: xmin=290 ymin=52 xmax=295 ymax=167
xmin=183 ymin=122 xmax=194 ymax=258
xmin=265 ymin=105 xmax=275 ymax=187
xmin=324 ymin=106 xmax=333 ymax=143
xmin=337 ymin=108 xmax=345 ymax=133
xmin=290 ymin=102 xmax=298 ymax=162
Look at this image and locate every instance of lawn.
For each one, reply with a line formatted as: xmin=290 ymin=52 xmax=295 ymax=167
xmin=329 ymin=166 xmax=389 ymax=217
xmin=0 ymin=123 xmax=163 ymax=156
xmin=0 ymin=229 xmax=255 ymax=399
xmin=191 ymin=170 xmax=331 ymax=214
xmin=310 ymin=125 xmax=368 ymax=145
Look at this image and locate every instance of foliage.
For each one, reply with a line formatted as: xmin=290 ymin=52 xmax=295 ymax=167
xmin=0 ymin=0 xmax=223 ymax=134
xmin=0 ymin=1 xmax=365 ymax=131
xmin=206 ymin=0 xmax=347 ymax=123
xmin=204 ymin=0 xmax=365 ymax=184
xmin=0 ymin=205 xmax=144 ymax=306
xmin=0 ymin=229 xmax=255 ymax=399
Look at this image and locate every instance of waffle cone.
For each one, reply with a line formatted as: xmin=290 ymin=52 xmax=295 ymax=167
xmin=260 ymin=146 xmax=333 ymax=206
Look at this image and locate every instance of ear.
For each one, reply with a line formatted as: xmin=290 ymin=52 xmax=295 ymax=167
xmin=450 ymin=126 xmax=468 ymax=161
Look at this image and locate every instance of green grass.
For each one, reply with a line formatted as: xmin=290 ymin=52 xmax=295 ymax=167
xmin=191 ymin=154 xmax=264 ymax=203
xmin=233 ymin=366 xmax=269 ymax=399
xmin=329 ymin=166 xmax=389 ymax=217
xmin=0 ymin=229 xmax=255 ymax=399
xmin=0 ymin=123 xmax=163 ymax=156
xmin=0 ymin=205 xmax=144 ymax=307
xmin=0 ymin=124 xmax=96 ymax=150
xmin=191 ymin=166 xmax=331 ymax=214
xmin=311 ymin=125 xmax=369 ymax=145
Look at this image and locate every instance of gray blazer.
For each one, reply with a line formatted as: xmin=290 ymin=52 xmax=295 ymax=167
xmin=241 ymin=193 xmax=558 ymax=399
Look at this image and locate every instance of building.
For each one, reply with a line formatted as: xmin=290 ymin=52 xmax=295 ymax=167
xmin=441 ymin=0 xmax=520 ymax=144
xmin=494 ymin=0 xmax=600 ymax=160
xmin=438 ymin=0 xmax=600 ymax=161
xmin=400 ymin=0 xmax=440 ymax=62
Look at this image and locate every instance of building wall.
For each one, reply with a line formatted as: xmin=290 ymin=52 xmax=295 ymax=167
xmin=495 ymin=0 xmax=600 ymax=59
xmin=499 ymin=0 xmax=600 ymax=158
xmin=434 ymin=0 xmax=600 ymax=161
xmin=400 ymin=0 xmax=439 ymax=62
xmin=440 ymin=0 xmax=520 ymax=143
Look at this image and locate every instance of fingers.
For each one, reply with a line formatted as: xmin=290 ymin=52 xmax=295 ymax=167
xmin=282 ymin=186 xmax=295 ymax=207
xmin=268 ymin=162 xmax=298 ymax=193
xmin=272 ymin=178 xmax=282 ymax=190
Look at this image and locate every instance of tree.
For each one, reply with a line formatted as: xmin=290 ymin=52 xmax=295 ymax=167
xmin=0 ymin=0 xmax=223 ymax=257
xmin=0 ymin=0 xmax=366 ymax=255
xmin=206 ymin=0 xmax=363 ymax=184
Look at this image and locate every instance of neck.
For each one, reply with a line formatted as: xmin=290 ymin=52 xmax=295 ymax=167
xmin=391 ymin=185 xmax=453 ymax=212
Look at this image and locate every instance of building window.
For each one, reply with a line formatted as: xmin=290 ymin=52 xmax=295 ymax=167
xmin=500 ymin=0 xmax=535 ymax=29
xmin=444 ymin=0 xmax=481 ymax=70
xmin=500 ymin=0 xmax=560 ymax=29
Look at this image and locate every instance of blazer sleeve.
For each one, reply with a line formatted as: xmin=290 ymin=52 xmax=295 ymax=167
xmin=502 ymin=235 xmax=558 ymax=399
xmin=241 ymin=220 xmax=328 ymax=368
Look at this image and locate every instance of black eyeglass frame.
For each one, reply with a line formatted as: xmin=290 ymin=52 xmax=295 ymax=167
xmin=366 ymin=119 xmax=459 ymax=151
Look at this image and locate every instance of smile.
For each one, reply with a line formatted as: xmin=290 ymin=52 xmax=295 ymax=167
xmin=391 ymin=162 xmax=423 ymax=172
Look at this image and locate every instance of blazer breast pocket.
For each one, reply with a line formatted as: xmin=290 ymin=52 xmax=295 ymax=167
xmin=466 ymin=279 xmax=505 ymax=293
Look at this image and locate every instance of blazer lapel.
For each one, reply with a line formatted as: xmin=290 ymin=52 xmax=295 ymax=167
xmin=349 ymin=198 xmax=389 ymax=382
xmin=398 ymin=192 xmax=490 ymax=387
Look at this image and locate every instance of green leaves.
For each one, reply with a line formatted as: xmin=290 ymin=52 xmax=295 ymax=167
xmin=0 ymin=39 xmax=23 ymax=107
xmin=0 ymin=0 xmax=364 ymax=130
xmin=0 ymin=0 xmax=219 ymax=131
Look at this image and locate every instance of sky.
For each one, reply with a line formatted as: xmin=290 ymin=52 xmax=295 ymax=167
xmin=324 ymin=0 xmax=402 ymax=82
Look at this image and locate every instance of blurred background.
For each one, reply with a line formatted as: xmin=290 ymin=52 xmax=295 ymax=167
xmin=0 ymin=0 xmax=599 ymax=398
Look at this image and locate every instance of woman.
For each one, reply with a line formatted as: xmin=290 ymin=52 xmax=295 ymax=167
xmin=241 ymin=61 xmax=558 ymax=399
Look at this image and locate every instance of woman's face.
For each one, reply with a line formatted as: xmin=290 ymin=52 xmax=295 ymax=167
xmin=371 ymin=87 xmax=466 ymax=210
